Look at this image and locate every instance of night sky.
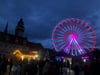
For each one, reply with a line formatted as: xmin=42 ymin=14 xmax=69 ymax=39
xmin=0 ymin=0 xmax=100 ymax=49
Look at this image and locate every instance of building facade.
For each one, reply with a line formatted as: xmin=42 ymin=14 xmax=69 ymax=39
xmin=0 ymin=18 xmax=43 ymax=56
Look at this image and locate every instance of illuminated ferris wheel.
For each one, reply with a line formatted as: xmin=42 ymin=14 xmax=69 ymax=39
xmin=52 ymin=18 xmax=96 ymax=56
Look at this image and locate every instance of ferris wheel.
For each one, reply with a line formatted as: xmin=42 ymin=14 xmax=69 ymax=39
xmin=52 ymin=18 xmax=96 ymax=56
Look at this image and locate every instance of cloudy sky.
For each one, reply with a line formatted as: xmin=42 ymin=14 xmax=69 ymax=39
xmin=0 ymin=0 xmax=100 ymax=49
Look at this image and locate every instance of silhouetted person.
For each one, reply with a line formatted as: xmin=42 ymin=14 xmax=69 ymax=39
xmin=42 ymin=59 xmax=50 ymax=75
xmin=39 ymin=59 xmax=45 ymax=75
xmin=83 ymin=63 xmax=90 ymax=75
xmin=21 ymin=58 xmax=28 ymax=75
xmin=9 ymin=58 xmax=13 ymax=75
xmin=28 ymin=60 xmax=38 ymax=75
xmin=90 ymin=59 xmax=96 ymax=75
xmin=43 ymin=60 xmax=58 ymax=75
xmin=0 ymin=54 xmax=8 ymax=75
xmin=96 ymin=58 xmax=100 ymax=75
xmin=11 ymin=57 xmax=21 ymax=75
xmin=66 ymin=59 xmax=70 ymax=75
xmin=90 ymin=58 xmax=100 ymax=75
xmin=74 ymin=64 xmax=80 ymax=75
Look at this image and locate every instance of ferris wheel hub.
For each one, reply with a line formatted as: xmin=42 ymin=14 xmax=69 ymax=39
xmin=71 ymin=35 xmax=77 ymax=39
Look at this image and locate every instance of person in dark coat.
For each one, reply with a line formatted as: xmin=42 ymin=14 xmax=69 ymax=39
xmin=0 ymin=54 xmax=8 ymax=75
xmin=74 ymin=64 xmax=80 ymax=75
xmin=83 ymin=63 xmax=90 ymax=75
xmin=28 ymin=60 xmax=38 ymax=75
xmin=43 ymin=60 xmax=58 ymax=75
xmin=90 ymin=59 xmax=96 ymax=75
xmin=21 ymin=58 xmax=28 ymax=75
xmin=39 ymin=59 xmax=45 ymax=75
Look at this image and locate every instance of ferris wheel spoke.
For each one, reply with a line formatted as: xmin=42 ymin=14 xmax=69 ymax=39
xmin=83 ymin=41 xmax=93 ymax=47
xmin=83 ymin=35 xmax=94 ymax=39
xmin=74 ymin=40 xmax=82 ymax=55
xmin=84 ymin=38 xmax=94 ymax=41
xmin=82 ymin=39 xmax=89 ymax=42
xmin=55 ymin=42 xmax=64 ymax=47
xmin=74 ymin=25 xmax=82 ymax=33
xmin=53 ymin=36 xmax=63 ymax=39
xmin=61 ymin=26 xmax=67 ymax=31
xmin=85 ymin=41 xmax=94 ymax=45
xmin=64 ymin=21 xmax=68 ymax=26
xmin=73 ymin=42 xmax=82 ymax=55
xmin=70 ymin=25 xmax=73 ymax=31
xmin=83 ymin=45 xmax=91 ymax=51
xmin=82 ymin=43 xmax=93 ymax=50
xmin=61 ymin=24 xmax=69 ymax=32
xmin=87 ymin=43 xmax=93 ymax=48
xmin=55 ymin=29 xmax=60 ymax=32
xmin=64 ymin=26 xmax=70 ymax=31
xmin=53 ymin=36 xmax=64 ymax=39
xmin=83 ymin=36 xmax=94 ymax=39
xmin=56 ymin=42 xmax=65 ymax=46
xmin=58 ymin=25 xmax=68 ymax=33
xmin=71 ymin=45 xmax=73 ymax=56
xmin=83 ymin=32 xmax=94 ymax=35
xmin=55 ymin=47 xmax=61 ymax=52
xmin=78 ymin=21 xmax=85 ymax=26
xmin=67 ymin=26 xmax=72 ymax=31
xmin=65 ymin=39 xmax=73 ymax=53
xmin=59 ymin=27 xmax=70 ymax=33
xmin=71 ymin=44 xmax=75 ymax=56
xmin=74 ymin=41 xmax=81 ymax=55
xmin=81 ymin=40 xmax=90 ymax=47
xmin=57 ymin=26 xmax=62 ymax=30
xmin=60 ymin=23 xmax=65 ymax=27
xmin=64 ymin=21 xmax=71 ymax=30
xmin=74 ymin=44 xmax=78 ymax=56
xmin=79 ymin=23 xmax=84 ymax=28
xmin=58 ymin=31 xmax=65 ymax=34
xmin=57 ymin=36 xmax=64 ymax=39
xmin=68 ymin=19 xmax=72 ymax=26
xmin=72 ymin=18 xmax=76 ymax=26
xmin=82 ymin=39 xmax=94 ymax=44
xmin=82 ymin=27 xmax=91 ymax=33
xmin=76 ymin=19 xmax=82 ymax=26
xmin=77 ymin=27 xmax=81 ymax=33
xmin=84 ymin=48 xmax=90 ymax=53
xmin=53 ymin=33 xmax=64 ymax=37
xmin=85 ymin=41 xmax=93 ymax=46
xmin=81 ymin=25 xmax=89 ymax=31
xmin=79 ymin=21 xmax=87 ymax=27
xmin=53 ymin=40 xmax=64 ymax=43
xmin=84 ymin=30 xmax=94 ymax=34
xmin=59 ymin=44 xmax=66 ymax=51
xmin=73 ymin=26 xmax=77 ymax=31
xmin=74 ymin=39 xmax=85 ymax=54
xmin=72 ymin=41 xmax=76 ymax=56
xmin=63 ymin=23 xmax=70 ymax=30
xmin=72 ymin=25 xmax=74 ymax=31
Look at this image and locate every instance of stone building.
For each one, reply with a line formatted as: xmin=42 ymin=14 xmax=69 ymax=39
xmin=0 ymin=18 xmax=43 ymax=57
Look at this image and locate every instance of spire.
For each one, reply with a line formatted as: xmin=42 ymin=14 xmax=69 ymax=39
xmin=18 ymin=18 xmax=24 ymax=25
xmin=15 ymin=18 xmax=24 ymax=37
xmin=4 ymin=22 xmax=8 ymax=33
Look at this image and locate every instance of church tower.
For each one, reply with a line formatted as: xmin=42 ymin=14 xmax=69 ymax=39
xmin=4 ymin=22 xmax=8 ymax=33
xmin=15 ymin=18 xmax=24 ymax=37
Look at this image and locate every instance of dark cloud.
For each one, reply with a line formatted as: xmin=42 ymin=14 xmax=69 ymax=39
xmin=0 ymin=0 xmax=100 ymax=48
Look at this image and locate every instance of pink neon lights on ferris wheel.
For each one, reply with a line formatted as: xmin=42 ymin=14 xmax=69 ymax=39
xmin=52 ymin=18 xmax=96 ymax=56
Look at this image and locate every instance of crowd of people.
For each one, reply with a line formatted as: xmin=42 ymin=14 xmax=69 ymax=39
xmin=0 ymin=54 xmax=100 ymax=75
